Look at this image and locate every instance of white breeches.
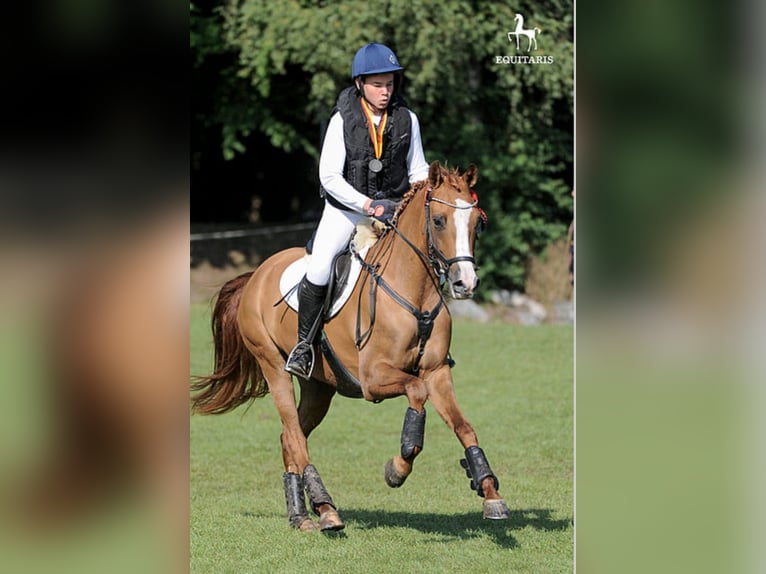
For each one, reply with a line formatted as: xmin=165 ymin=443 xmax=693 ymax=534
xmin=305 ymin=201 xmax=368 ymax=286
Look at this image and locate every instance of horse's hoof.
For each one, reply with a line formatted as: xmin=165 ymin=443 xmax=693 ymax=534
xmin=296 ymin=517 xmax=319 ymax=532
xmin=483 ymin=499 xmax=510 ymax=520
xmin=384 ymin=458 xmax=408 ymax=488
xmin=319 ymin=509 xmax=345 ymax=531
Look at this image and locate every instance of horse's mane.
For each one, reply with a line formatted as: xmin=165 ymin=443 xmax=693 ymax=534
xmin=394 ymin=166 xmax=466 ymax=220
xmin=394 ymin=180 xmax=429 ymax=220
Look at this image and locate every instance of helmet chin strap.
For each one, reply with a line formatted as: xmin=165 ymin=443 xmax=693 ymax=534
xmin=355 ymin=78 xmax=372 ymax=109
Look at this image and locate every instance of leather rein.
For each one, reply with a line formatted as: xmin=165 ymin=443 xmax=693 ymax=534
xmin=353 ymin=185 xmax=480 ymax=375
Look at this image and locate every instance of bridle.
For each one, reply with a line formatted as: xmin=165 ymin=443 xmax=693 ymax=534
xmin=352 ymin=183 xmax=486 ymax=375
xmin=424 ymin=193 xmax=479 ymax=281
xmin=389 ymin=185 xmax=484 ymax=284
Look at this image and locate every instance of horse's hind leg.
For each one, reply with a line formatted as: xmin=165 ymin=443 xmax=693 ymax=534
xmin=283 ymin=471 xmax=316 ymax=531
xmin=297 ymin=378 xmax=335 ymax=438
xmin=242 ymin=337 xmax=319 ymax=531
xmin=275 ymin=371 xmax=320 ymax=532
xmin=297 ymin=379 xmax=344 ymax=531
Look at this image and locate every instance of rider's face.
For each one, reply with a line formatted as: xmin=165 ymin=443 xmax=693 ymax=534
xmin=360 ymin=73 xmax=394 ymax=113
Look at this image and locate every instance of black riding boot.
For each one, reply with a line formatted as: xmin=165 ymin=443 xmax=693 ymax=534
xmin=285 ymin=277 xmax=327 ymax=378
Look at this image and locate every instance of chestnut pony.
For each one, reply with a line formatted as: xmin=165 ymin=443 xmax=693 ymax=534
xmin=192 ymin=162 xmax=509 ymax=531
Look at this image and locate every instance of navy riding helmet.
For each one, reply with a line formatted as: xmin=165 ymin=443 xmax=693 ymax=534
xmin=351 ymin=43 xmax=404 ymax=79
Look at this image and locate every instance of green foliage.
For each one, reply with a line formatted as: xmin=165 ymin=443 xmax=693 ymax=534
xmin=191 ymin=0 xmax=573 ymax=291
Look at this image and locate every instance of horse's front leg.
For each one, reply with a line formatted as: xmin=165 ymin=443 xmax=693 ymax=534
xmin=360 ymin=362 xmax=428 ymax=488
xmin=424 ymin=364 xmax=510 ymax=520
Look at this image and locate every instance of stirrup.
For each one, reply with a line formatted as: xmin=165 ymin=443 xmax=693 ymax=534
xmin=285 ymin=341 xmax=316 ymax=379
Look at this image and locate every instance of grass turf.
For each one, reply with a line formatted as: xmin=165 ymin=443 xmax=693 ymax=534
xmin=191 ymin=303 xmax=573 ymax=573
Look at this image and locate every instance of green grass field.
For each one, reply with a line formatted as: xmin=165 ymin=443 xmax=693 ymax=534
xmin=191 ymin=303 xmax=573 ymax=574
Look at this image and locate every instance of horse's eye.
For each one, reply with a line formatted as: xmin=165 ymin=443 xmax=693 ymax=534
xmin=433 ymin=215 xmax=446 ymax=230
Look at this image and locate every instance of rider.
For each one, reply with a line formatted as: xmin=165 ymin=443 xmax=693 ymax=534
xmin=285 ymin=42 xmax=430 ymax=378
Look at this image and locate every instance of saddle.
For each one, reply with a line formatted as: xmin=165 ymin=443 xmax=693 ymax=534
xmin=278 ymin=220 xmax=382 ymax=319
xmin=278 ymin=221 xmax=384 ymax=398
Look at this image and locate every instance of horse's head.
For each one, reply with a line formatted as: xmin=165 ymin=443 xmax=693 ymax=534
xmin=424 ymin=161 xmax=487 ymax=299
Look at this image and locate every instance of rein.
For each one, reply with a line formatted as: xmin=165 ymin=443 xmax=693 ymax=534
xmin=353 ymin=185 xmax=479 ymax=375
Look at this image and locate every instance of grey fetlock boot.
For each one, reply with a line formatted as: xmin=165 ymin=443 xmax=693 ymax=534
xmin=285 ymin=277 xmax=327 ymax=378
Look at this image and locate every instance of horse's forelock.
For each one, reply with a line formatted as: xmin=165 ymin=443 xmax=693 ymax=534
xmin=447 ymin=168 xmax=470 ymax=194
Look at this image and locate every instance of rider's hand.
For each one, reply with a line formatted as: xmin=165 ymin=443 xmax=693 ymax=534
xmin=367 ymin=199 xmax=398 ymax=223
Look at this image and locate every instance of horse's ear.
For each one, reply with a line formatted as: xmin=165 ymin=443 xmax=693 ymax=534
xmin=464 ymin=164 xmax=478 ymax=188
xmin=428 ymin=161 xmax=443 ymax=187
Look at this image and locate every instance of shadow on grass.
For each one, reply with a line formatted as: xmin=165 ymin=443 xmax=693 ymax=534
xmin=339 ymin=507 xmax=571 ymax=549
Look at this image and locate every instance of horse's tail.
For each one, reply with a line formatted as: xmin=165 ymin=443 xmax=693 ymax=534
xmin=191 ymin=271 xmax=269 ymax=415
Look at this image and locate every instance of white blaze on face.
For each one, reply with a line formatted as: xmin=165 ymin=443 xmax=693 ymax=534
xmin=452 ymin=199 xmax=477 ymax=289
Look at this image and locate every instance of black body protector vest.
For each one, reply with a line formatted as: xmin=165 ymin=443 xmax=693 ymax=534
xmin=325 ymin=86 xmax=412 ymax=205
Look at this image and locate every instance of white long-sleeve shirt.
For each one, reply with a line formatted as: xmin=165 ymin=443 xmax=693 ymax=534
xmin=318 ymin=110 xmax=430 ymax=213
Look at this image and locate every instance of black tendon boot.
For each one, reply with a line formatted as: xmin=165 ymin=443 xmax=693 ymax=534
xmin=285 ymin=277 xmax=328 ymax=378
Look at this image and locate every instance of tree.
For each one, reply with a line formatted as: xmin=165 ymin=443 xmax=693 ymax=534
xmin=191 ymin=0 xmax=573 ymax=292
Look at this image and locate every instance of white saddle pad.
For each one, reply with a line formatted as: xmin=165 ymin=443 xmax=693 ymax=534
xmin=278 ymin=221 xmax=381 ymax=319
